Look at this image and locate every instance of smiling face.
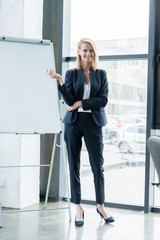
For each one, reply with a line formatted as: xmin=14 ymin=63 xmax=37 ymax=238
xmin=76 ymin=38 xmax=98 ymax=70
xmin=78 ymin=42 xmax=95 ymax=65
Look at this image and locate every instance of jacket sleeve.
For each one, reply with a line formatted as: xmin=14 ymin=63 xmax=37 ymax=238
xmin=58 ymin=70 xmax=76 ymax=106
xmin=82 ymin=70 xmax=108 ymax=110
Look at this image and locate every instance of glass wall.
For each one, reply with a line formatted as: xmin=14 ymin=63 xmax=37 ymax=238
xmin=69 ymin=59 xmax=147 ymax=205
xmin=69 ymin=0 xmax=149 ymax=207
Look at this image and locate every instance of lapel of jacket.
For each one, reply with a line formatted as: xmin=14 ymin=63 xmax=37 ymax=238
xmin=77 ymin=69 xmax=84 ymax=100
xmin=89 ymin=68 xmax=97 ymax=98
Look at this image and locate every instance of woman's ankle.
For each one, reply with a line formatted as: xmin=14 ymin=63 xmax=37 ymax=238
xmin=97 ymin=204 xmax=104 ymax=210
xmin=76 ymin=204 xmax=82 ymax=211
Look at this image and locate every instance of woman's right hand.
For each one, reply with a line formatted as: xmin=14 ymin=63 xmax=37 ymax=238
xmin=46 ymin=68 xmax=64 ymax=86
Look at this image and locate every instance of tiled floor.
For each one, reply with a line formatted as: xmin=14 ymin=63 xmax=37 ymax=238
xmin=0 ymin=202 xmax=160 ymax=240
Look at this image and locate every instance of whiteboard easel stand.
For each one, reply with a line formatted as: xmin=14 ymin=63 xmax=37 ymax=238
xmin=0 ymin=36 xmax=72 ymax=227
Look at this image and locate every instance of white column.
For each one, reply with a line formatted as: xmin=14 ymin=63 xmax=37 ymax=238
xmin=23 ymin=0 xmax=43 ymax=38
xmin=0 ymin=0 xmax=43 ymax=208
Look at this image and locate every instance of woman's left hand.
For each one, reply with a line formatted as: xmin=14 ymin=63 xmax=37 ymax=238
xmin=66 ymin=101 xmax=82 ymax=111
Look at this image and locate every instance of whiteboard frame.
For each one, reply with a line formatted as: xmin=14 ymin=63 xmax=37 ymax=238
xmin=0 ymin=36 xmax=62 ymax=134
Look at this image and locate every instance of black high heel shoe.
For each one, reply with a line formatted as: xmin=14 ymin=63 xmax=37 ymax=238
xmin=96 ymin=208 xmax=115 ymax=223
xmin=75 ymin=209 xmax=84 ymax=227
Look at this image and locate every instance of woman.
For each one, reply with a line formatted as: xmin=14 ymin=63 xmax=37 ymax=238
xmin=47 ymin=38 xmax=114 ymax=226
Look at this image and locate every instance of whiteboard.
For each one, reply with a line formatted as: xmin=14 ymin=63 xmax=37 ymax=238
xmin=0 ymin=36 xmax=62 ymax=134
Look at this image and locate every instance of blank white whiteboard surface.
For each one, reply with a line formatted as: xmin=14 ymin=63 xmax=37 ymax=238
xmin=0 ymin=37 xmax=62 ymax=134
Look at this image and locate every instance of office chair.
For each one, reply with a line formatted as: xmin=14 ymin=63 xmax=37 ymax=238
xmin=147 ymin=136 xmax=160 ymax=187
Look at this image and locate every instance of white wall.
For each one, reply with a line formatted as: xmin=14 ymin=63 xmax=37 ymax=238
xmin=0 ymin=0 xmax=43 ymax=38
xmin=0 ymin=0 xmax=24 ymax=37
xmin=0 ymin=135 xmax=21 ymax=208
xmin=0 ymin=135 xmax=40 ymax=208
xmin=20 ymin=135 xmax=40 ymax=208
xmin=0 ymin=0 xmax=43 ymax=208
xmin=24 ymin=0 xmax=43 ymax=38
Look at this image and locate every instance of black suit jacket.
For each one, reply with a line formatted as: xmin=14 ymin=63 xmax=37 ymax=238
xmin=58 ymin=68 xmax=108 ymax=127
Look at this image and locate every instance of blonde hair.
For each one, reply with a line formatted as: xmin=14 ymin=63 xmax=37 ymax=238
xmin=76 ymin=38 xmax=98 ymax=70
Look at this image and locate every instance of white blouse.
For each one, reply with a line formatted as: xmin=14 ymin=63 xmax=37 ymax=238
xmin=78 ymin=82 xmax=91 ymax=113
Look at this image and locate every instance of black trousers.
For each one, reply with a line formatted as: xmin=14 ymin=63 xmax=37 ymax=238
xmin=64 ymin=112 xmax=105 ymax=204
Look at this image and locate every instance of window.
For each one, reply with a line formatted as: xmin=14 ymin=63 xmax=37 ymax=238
xmin=69 ymin=0 xmax=149 ymax=208
xmin=70 ymin=0 xmax=149 ymax=55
